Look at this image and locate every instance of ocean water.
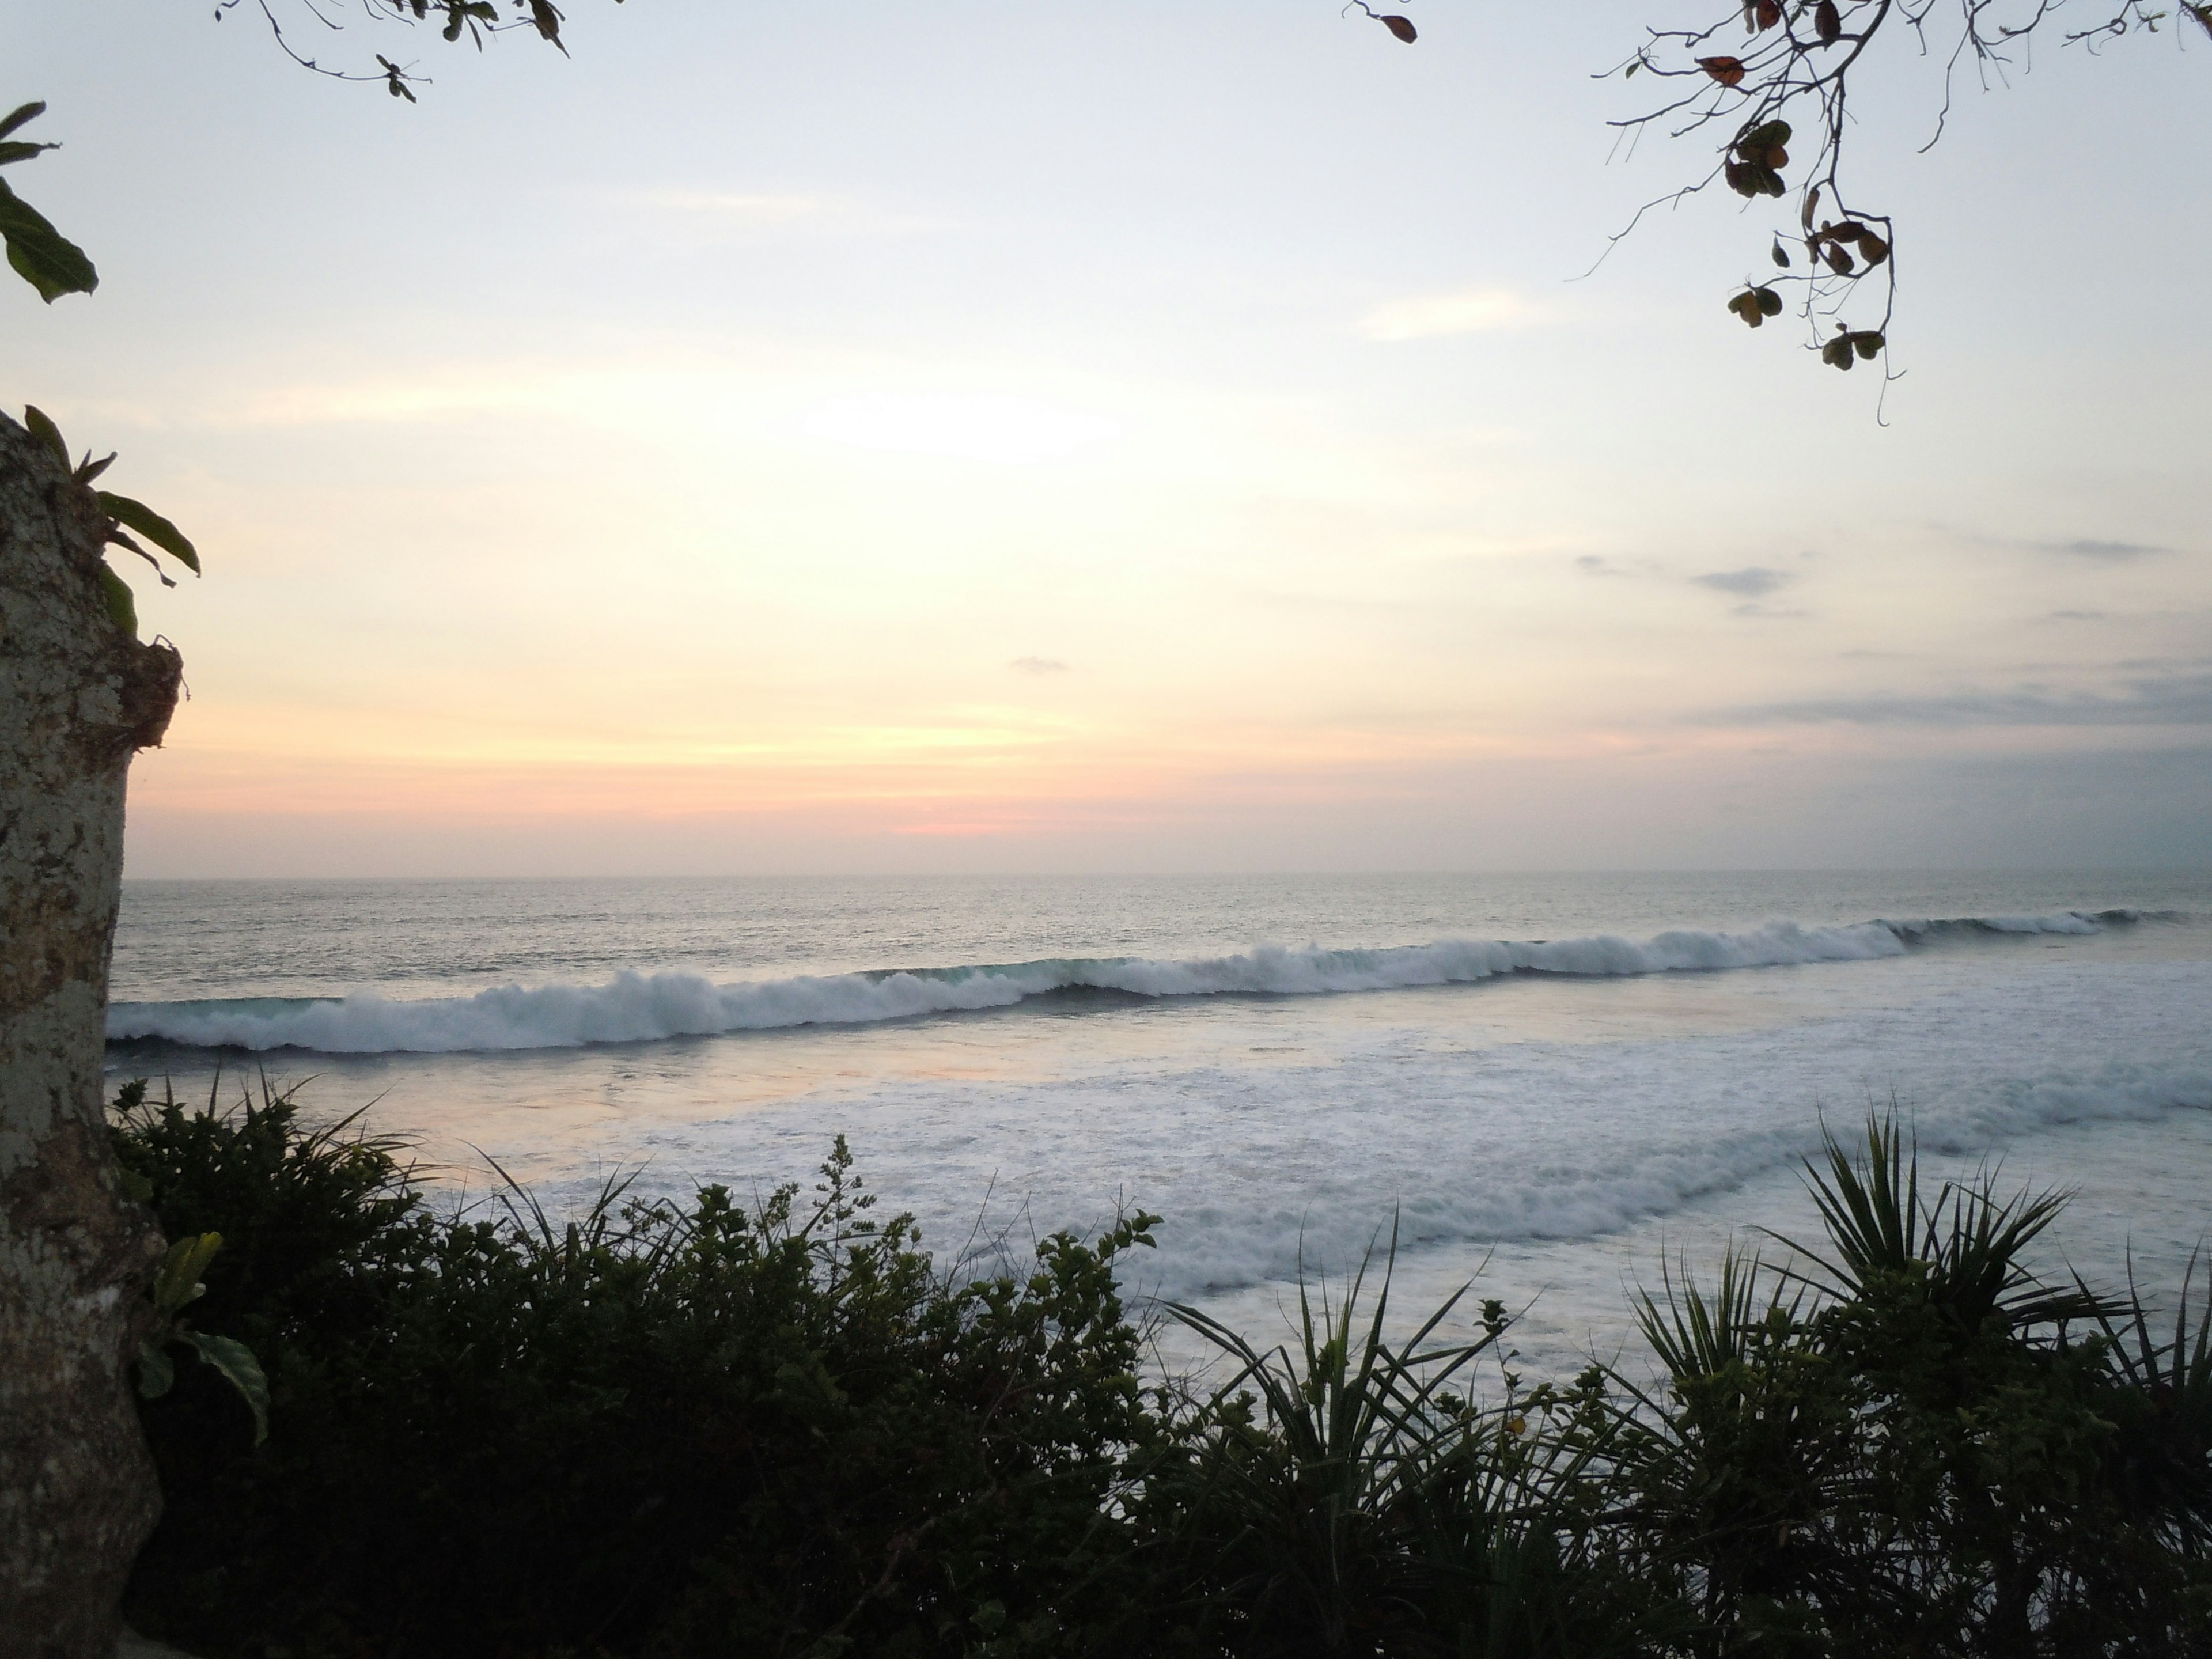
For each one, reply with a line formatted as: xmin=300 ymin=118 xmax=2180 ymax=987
xmin=107 ymin=872 xmax=2212 ymax=1377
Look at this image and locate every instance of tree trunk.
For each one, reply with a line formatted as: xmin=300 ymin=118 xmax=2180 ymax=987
xmin=1 ymin=410 xmax=182 ymax=1659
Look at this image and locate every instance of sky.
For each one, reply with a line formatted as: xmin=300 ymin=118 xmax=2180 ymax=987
xmin=5 ymin=2 xmax=2208 ymax=876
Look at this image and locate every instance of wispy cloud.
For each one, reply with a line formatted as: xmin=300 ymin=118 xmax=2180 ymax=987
xmin=1704 ymin=671 xmax=2212 ymax=728
xmin=1010 ymin=656 xmax=1070 ymax=675
xmin=1692 ymin=566 xmax=1793 ymax=599
xmin=1359 ymin=287 xmax=1536 ymax=342
xmin=2038 ymin=537 xmax=2170 ymax=562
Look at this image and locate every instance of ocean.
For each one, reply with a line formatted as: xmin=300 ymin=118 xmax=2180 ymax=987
xmin=106 ymin=871 xmax=2212 ymax=1377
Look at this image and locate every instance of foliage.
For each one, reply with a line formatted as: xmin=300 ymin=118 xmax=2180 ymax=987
xmin=0 ymin=100 xmax=96 ymax=302
xmin=113 ymin=1084 xmax=2212 ymax=1658
xmin=16 ymin=403 xmax=203 ymax=635
xmin=118 ymin=1078 xmax=1164 ymax=1658
xmin=1598 ymin=0 xmax=2209 ymax=374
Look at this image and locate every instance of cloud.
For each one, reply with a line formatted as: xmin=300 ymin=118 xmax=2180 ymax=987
xmin=1009 ymin=656 xmax=1070 ymax=675
xmin=2038 ymin=537 xmax=2169 ymax=562
xmin=2044 ymin=609 xmax=2107 ymax=622
xmin=1692 ymin=566 xmax=1793 ymax=599
xmin=1704 ymin=671 xmax=2212 ymax=728
xmin=1359 ymin=287 xmax=1536 ymax=343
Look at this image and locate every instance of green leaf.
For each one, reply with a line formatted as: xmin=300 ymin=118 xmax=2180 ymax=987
xmin=22 ymin=404 xmax=69 ymax=465
xmin=0 ymin=141 xmax=55 ymax=168
xmin=97 ymin=493 xmax=200 ymax=575
xmin=120 ymin=1168 xmax=156 ymax=1205
xmin=136 ymin=1342 xmax=175 ymax=1400
xmin=97 ymin=564 xmax=137 ymax=635
xmin=153 ymin=1232 xmax=223 ymax=1316
xmin=0 ymin=177 xmax=97 ymax=302
xmin=181 ymin=1331 xmax=271 ymax=1446
xmin=0 ymin=101 xmax=46 ymax=142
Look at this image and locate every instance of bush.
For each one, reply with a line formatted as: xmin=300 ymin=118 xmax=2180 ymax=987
xmin=114 ymin=1085 xmax=2212 ymax=1658
xmin=119 ymin=1080 xmax=1165 ymax=1658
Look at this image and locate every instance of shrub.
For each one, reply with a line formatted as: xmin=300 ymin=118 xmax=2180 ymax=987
xmin=118 ymin=1080 xmax=1164 ymax=1658
xmin=113 ymin=1086 xmax=2212 ymax=1658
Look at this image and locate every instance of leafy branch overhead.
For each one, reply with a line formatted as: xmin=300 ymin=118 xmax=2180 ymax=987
xmin=214 ymin=0 xmax=615 ymax=96
xmin=0 ymin=102 xmax=96 ymax=302
xmin=1601 ymin=0 xmax=2208 ymax=373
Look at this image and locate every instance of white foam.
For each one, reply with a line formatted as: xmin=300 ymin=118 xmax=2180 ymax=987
xmin=107 ymin=919 xmax=1925 ymax=1054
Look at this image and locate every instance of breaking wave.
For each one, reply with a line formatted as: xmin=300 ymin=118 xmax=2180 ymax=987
xmin=105 ymin=910 xmax=2161 ymax=1056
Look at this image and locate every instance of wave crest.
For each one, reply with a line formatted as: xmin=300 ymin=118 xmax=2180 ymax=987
xmin=105 ymin=910 xmax=2154 ymax=1056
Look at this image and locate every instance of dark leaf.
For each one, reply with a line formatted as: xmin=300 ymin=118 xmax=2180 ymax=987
xmin=1756 ymin=0 xmax=1783 ymax=27
xmin=1756 ymin=285 xmax=1783 ymax=316
xmin=1853 ymin=331 xmax=1884 ymax=359
xmin=1822 ymin=335 xmax=1855 ymax=369
xmin=0 ymin=141 xmax=56 ymax=168
xmin=181 ymin=1331 xmax=271 ymax=1446
xmin=22 ymin=404 xmax=69 ymax=465
xmin=1698 ymin=56 xmax=1748 ymax=87
xmin=1816 ymin=0 xmax=1843 ymax=43
xmin=74 ymin=449 xmax=115 ymax=484
xmin=528 ymin=0 xmax=569 ymax=51
xmin=1771 ymin=239 xmax=1791 ymax=268
xmin=1823 ymin=244 xmax=1855 ymax=275
xmin=135 ymin=1340 xmax=173 ymax=1399
xmin=98 ymin=563 xmax=138 ymax=634
xmin=1738 ymin=119 xmax=1792 ymax=153
xmin=1381 ymin=14 xmax=1417 ymax=42
xmin=98 ymin=493 xmax=202 ymax=575
xmin=0 ymin=177 xmax=98 ymax=302
xmin=108 ymin=531 xmax=176 ymax=587
xmin=0 ymin=101 xmax=46 ymax=142
xmin=1858 ymin=231 xmax=1889 ymax=265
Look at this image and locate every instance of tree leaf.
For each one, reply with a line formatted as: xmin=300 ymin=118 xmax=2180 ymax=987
xmin=1698 ymin=56 xmax=1748 ymax=87
xmin=528 ymin=0 xmax=569 ymax=52
xmin=135 ymin=1342 xmax=175 ymax=1400
xmin=97 ymin=493 xmax=201 ymax=575
xmin=0 ymin=177 xmax=97 ymax=302
xmin=1771 ymin=240 xmax=1791 ymax=268
xmin=181 ymin=1331 xmax=271 ymax=1446
xmin=0 ymin=141 xmax=56 ymax=168
xmin=0 ymin=101 xmax=46 ymax=142
xmin=97 ymin=563 xmax=138 ymax=635
xmin=1816 ymin=0 xmax=1843 ymax=43
xmin=1381 ymin=14 xmax=1418 ymax=43
xmin=153 ymin=1232 xmax=224 ymax=1316
xmin=22 ymin=403 xmax=69 ymax=465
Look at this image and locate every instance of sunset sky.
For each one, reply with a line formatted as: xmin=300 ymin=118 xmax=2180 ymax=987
xmin=6 ymin=2 xmax=2207 ymax=874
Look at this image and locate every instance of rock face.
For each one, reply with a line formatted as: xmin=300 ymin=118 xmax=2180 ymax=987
xmin=1 ymin=411 xmax=181 ymax=1659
